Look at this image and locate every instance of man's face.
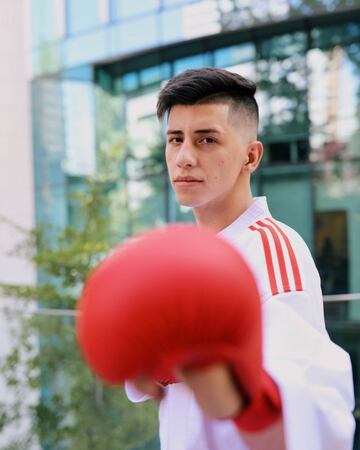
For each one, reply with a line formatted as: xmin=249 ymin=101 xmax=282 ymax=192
xmin=165 ymin=103 xmax=252 ymax=210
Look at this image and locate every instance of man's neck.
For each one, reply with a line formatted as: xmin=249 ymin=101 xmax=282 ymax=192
xmin=193 ymin=190 xmax=253 ymax=233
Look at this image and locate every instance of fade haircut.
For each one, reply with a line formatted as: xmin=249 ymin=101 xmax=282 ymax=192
xmin=156 ymin=67 xmax=259 ymax=129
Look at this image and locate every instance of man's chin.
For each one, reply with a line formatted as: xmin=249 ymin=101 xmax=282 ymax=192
xmin=176 ymin=195 xmax=204 ymax=209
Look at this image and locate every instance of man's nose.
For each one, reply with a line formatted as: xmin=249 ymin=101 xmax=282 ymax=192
xmin=176 ymin=140 xmax=197 ymax=168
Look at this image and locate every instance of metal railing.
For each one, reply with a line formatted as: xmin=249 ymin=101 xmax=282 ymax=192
xmin=1 ymin=293 xmax=359 ymax=317
xmin=323 ymin=293 xmax=360 ymax=302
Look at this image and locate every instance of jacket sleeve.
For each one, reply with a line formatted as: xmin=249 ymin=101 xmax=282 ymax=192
xmin=124 ymin=380 xmax=151 ymax=403
xmin=200 ymin=291 xmax=354 ymax=450
xmin=125 ymin=290 xmax=355 ymax=450
xmin=255 ymin=291 xmax=355 ymax=450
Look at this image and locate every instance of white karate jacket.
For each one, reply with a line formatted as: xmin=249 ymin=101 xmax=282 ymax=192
xmin=126 ymin=197 xmax=355 ymax=450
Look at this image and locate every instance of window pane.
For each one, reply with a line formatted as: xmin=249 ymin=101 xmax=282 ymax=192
xmin=35 ymin=184 xmax=67 ymax=227
xmin=261 ymin=167 xmax=313 ymax=248
xmin=173 ymin=53 xmax=211 ymax=75
xmin=162 ymin=0 xmax=186 ymax=5
xmin=324 ymin=298 xmax=360 ymax=445
xmin=268 ymin=142 xmax=291 ymax=164
xmin=181 ymin=1 xmax=221 ymax=39
xmin=122 ymin=72 xmax=140 ymax=92
xmin=257 ymin=32 xmax=308 ymax=138
xmin=67 ymin=0 xmax=103 ymax=35
xmin=32 ymin=78 xmax=67 ymax=226
xmin=128 ymin=176 xmax=167 ymax=234
xmin=109 ymin=15 xmax=159 ymax=54
xmin=312 ymin=22 xmax=360 ymax=51
xmin=214 ymin=43 xmax=255 ymax=68
xmin=307 ymin=37 xmax=360 ymax=162
xmin=125 ymin=89 xmax=165 ymax=183
xmin=160 ymin=7 xmax=183 ymax=43
xmin=32 ymin=42 xmax=63 ymax=77
xmin=222 ymin=61 xmax=256 ymax=85
xmin=111 ymin=0 xmax=160 ymax=19
xmin=62 ymin=80 xmax=96 ymax=176
xmin=63 ymin=29 xmax=108 ymax=67
xmin=313 ymin=160 xmax=360 ymax=296
xmin=31 ymin=0 xmax=65 ymax=46
xmin=139 ymin=63 xmax=171 ymax=87
xmin=315 ymin=211 xmax=349 ymax=295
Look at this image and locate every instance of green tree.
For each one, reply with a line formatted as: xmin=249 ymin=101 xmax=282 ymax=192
xmin=0 ymin=176 xmax=158 ymax=449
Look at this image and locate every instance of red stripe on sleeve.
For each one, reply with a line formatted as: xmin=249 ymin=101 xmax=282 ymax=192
xmin=266 ymin=218 xmax=303 ymax=291
xmin=256 ymin=220 xmax=291 ymax=293
xmin=249 ymin=225 xmax=279 ymax=296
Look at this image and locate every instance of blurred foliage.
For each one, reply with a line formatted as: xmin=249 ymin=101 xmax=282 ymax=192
xmin=0 ymin=135 xmax=159 ymax=449
xmin=215 ymin=0 xmax=360 ymax=31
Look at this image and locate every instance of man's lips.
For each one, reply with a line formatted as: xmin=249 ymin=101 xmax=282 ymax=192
xmin=173 ymin=177 xmax=204 ymax=186
xmin=174 ymin=177 xmax=203 ymax=182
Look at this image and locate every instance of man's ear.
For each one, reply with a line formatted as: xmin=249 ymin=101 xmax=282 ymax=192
xmin=243 ymin=141 xmax=263 ymax=174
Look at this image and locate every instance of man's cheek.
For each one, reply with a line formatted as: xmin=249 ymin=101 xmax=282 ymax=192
xmin=165 ymin=153 xmax=173 ymax=173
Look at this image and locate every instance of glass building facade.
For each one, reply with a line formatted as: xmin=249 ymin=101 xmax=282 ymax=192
xmin=29 ymin=0 xmax=360 ymax=448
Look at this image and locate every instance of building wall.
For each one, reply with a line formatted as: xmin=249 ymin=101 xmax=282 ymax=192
xmin=29 ymin=0 xmax=360 ymax=77
xmin=0 ymin=0 xmax=38 ymax=447
xmin=0 ymin=3 xmax=34 ymax=288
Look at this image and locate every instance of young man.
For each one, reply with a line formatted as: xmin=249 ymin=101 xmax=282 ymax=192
xmin=125 ymin=67 xmax=355 ymax=449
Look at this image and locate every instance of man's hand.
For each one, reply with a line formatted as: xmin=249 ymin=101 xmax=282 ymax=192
xmin=177 ymin=363 xmax=245 ymax=419
xmin=133 ymin=363 xmax=245 ymax=420
xmin=132 ymin=375 xmax=165 ymax=401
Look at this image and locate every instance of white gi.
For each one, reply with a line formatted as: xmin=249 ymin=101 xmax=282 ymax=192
xmin=126 ymin=197 xmax=355 ymax=450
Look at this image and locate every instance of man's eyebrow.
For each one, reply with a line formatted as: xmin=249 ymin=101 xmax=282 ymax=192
xmin=167 ymin=130 xmax=183 ymax=135
xmin=193 ymin=129 xmax=221 ymax=134
xmin=166 ymin=128 xmax=222 ymax=135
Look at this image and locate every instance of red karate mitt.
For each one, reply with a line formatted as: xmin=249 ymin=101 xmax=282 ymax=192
xmin=76 ymin=224 xmax=262 ymax=403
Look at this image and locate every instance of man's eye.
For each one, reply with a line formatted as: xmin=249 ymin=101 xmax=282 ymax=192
xmin=200 ymin=137 xmax=216 ymax=144
xmin=169 ymin=137 xmax=182 ymax=144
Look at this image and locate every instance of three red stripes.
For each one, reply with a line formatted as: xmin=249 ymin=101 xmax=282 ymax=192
xmin=249 ymin=218 xmax=303 ymax=296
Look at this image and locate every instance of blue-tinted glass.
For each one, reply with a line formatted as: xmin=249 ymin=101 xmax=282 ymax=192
xmin=63 ymin=29 xmax=107 ymax=67
xmin=160 ymin=8 xmax=183 ymax=43
xmin=31 ymin=0 xmax=63 ymax=46
xmin=62 ymin=80 xmax=96 ymax=177
xmin=113 ymin=78 xmax=122 ymax=94
xmin=32 ymin=80 xmax=64 ymax=171
xmin=162 ymin=63 xmax=172 ymax=80
xmin=139 ymin=63 xmax=171 ymax=86
xmin=174 ymin=54 xmax=211 ymax=75
xmin=32 ymin=42 xmax=63 ymax=77
xmin=128 ymin=176 xmax=167 ymax=234
xmin=63 ymin=65 xmax=93 ymax=82
xmin=32 ymin=78 xmax=67 ymax=227
xmin=214 ymin=43 xmax=255 ymax=68
xmin=111 ymin=0 xmax=159 ymax=19
xmin=35 ymin=185 xmax=67 ymax=227
xmin=67 ymin=0 xmax=102 ymax=34
xmin=126 ymin=91 xmax=160 ymax=161
xmin=312 ymin=22 xmax=360 ymax=50
xmin=307 ymin=42 xmax=360 ymax=162
xmin=259 ymin=32 xmax=306 ymax=59
xmin=313 ymin=161 xmax=360 ymax=295
xmin=122 ymin=73 xmax=139 ymax=92
xmin=110 ymin=15 xmax=159 ymax=54
xmin=140 ymin=66 xmax=162 ymax=86
xmin=162 ymin=0 xmax=186 ymax=5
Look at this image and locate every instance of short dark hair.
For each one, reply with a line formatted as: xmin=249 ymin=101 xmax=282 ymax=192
xmin=157 ymin=67 xmax=258 ymax=126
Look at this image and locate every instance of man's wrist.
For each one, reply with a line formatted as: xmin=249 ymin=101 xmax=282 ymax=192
xmin=178 ymin=363 xmax=246 ymax=420
xmin=232 ymin=371 xmax=282 ymax=432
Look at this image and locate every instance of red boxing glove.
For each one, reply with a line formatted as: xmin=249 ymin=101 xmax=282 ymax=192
xmin=76 ymin=225 xmax=263 ymax=404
